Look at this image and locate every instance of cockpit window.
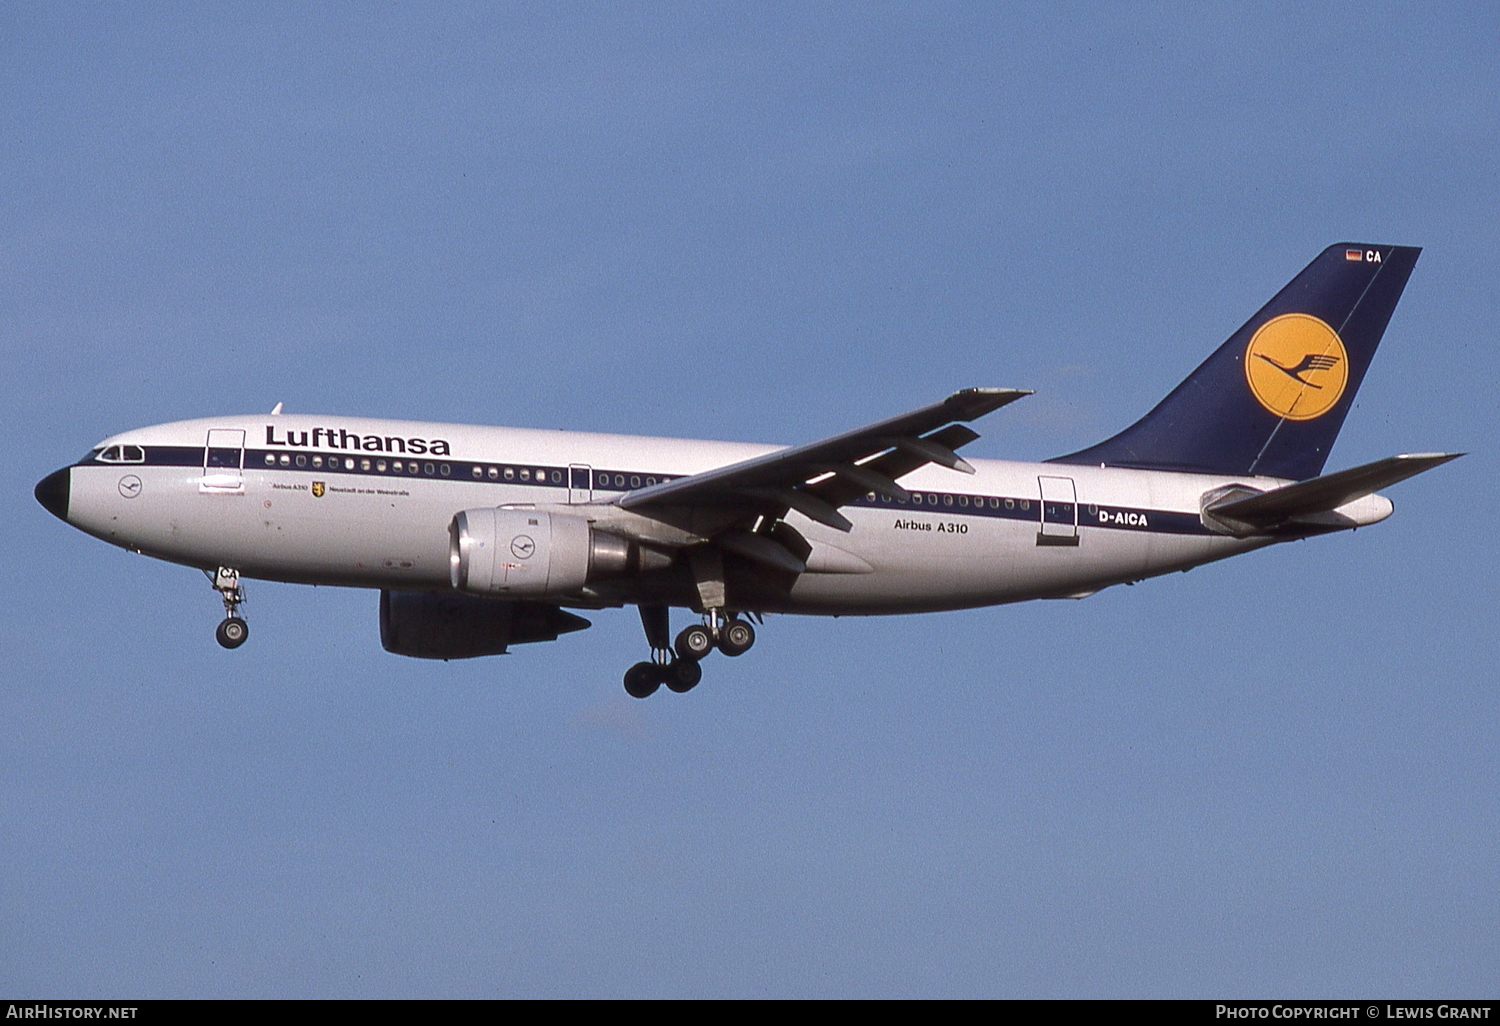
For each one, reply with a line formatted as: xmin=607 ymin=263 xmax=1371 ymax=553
xmin=95 ymin=445 xmax=145 ymax=464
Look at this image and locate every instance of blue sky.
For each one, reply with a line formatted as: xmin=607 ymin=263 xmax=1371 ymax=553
xmin=3 ymin=3 xmax=1495 ymax=997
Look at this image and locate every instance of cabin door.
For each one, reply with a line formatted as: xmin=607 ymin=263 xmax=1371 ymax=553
xmin=202 ymin=429 xmax=246 ymax=493
xmin=569 ymin=464 xmax=593 ymax=504
xmin=1037 ymin=475 xmax=1079 ymax=546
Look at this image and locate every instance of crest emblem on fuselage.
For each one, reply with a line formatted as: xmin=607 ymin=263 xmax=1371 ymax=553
xmin=1244 ymin=313 xmax=1348 ymax=420
xmin=311 ymin=481 xmax=325 ymax=498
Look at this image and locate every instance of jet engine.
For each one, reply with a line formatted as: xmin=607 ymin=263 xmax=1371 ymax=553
xmin=449 ymin=508 xmax=669 ymax=598
xmin=379 ymin=589 xmax=590 ymax=659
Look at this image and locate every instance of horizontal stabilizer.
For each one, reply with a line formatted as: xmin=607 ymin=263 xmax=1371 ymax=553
xmin=1206 ymin=452 xmax=1462 ymax=529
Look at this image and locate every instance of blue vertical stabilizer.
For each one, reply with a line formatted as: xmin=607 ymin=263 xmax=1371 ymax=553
xmin=1051 ymin=244 xmax=1420 ymax=480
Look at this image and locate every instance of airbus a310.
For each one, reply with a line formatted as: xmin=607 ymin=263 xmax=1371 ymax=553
xmin=35 ymin=243 xmax=1460 ymax=697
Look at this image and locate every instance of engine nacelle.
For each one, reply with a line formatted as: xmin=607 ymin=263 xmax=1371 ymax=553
xmin=379 ymin=589 xmax=590 ymax=660
xmin=449 ymin=508 xmax=657 ymax=597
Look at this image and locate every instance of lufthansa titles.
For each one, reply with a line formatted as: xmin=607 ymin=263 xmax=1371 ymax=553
xmin=265 ymin=425 xmax=451 ymax=456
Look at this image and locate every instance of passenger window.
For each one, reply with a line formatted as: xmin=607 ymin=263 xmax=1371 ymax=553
xmin=520 ymin=469 xmax=530 ymax=481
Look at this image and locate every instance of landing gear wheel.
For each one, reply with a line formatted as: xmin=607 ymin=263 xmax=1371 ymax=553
xmin=666 ymin=658 xmax=703 ymax=693
xmin=717 ymin=618 xmax=755 ymax=657
xmin=675 ymin=624 xmax=714 ymax=662
xmin=216 ymin=617 xmax=249 ymax=650
xmin=624 ymin=661 xmax=662 ymax=699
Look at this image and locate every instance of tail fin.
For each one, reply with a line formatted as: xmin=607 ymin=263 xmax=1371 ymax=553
xmin=1051 ymin=243 xmax=1421 ymax=480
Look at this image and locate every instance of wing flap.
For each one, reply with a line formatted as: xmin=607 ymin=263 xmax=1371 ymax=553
xmin=806 ymin=424 xmax=981 ymax=509
xmin=617 ymin=388 xmax=1029 ymax=519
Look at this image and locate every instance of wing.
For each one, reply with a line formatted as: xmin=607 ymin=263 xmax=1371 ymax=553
xmin=617 ymin=387 xmax=1030 ymax=541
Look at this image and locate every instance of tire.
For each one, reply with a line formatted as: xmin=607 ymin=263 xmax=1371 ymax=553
xmin=666 ymin=658 xmax=702 ymax=693
xmin=623 ymin=661 xmax=661 ymax=699
xmin=718 ymin=618 xmax=755 ymax=657
xmin=675 ymin=624 xmax=714 ymax=662
xmin=216 ymin=617 xmax=249 ymax=650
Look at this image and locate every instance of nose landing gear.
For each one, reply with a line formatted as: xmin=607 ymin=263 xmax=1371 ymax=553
xmin=215 ymin=616 xmax=249 ymax=649
xmin=623 ymin=606 xmax=756 ymax=698
xmin=207 ymin=566 xmax=249 ymax=650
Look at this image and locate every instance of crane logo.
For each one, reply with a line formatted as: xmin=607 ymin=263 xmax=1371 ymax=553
xmin=1244 ymin=313 xmax=1348 ymax=421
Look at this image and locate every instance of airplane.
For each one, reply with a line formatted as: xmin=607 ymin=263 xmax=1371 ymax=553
xmin=34 ymin=243 xmax=1461 ymax=698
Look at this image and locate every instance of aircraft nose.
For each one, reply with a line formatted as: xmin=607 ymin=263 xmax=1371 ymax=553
xmin=34 ymin=467 xmax=71 ymax=521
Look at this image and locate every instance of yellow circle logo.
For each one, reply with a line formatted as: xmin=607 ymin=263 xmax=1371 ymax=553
xmin=1244 ymin=313 xmax=1348 ymax=420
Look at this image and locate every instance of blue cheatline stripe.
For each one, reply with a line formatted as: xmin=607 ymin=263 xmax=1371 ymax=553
xmin=76 ymin=446 xmax=1215 ymax=537
xmin=845 ymin=492 xmax=1207 ymax=535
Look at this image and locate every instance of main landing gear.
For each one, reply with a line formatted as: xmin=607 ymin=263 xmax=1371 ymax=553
xmin=623 ymin=606 xmax=756 ymax=698
xmin=206 ymin=566 xmax=249 ymax=650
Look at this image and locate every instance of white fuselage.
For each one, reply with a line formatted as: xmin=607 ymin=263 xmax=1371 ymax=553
xmin=57 ymin=413 xmax=1306 ymax=615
